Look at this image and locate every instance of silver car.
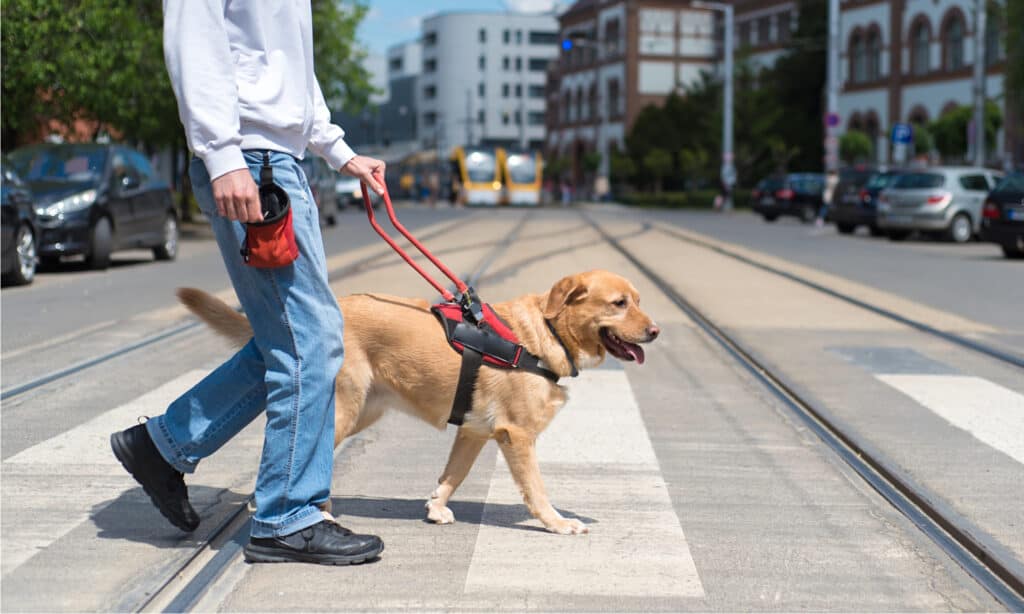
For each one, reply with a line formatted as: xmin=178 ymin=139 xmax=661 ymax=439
xmin=876 ymin=166 xmax=1003 ymax=242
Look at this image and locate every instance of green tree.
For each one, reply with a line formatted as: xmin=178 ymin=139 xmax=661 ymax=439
xmin=643 ymin=148 xmax=673 ymax=193
xmin=912 ymin=122 xmax=934 ymax=157
xmin=928 ymin=101 xmax=1003 ymax=161
xmin=312 ymin=0 xmax=374 ymax=113
xmin=610 ymin=151 xmax=636 ymax=181
xmin=1003 ymin=0 xmax=1023 ymax=102
xmin=839 ymin=130 xmax=873 ymax=163
xmin=678 ymin=148 xmax=709 ymax=184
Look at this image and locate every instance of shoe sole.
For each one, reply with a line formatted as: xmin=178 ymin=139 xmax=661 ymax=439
xmin=110 ymin=432 xmax=198 ymax=532
xmin=243 ymin=542 xmax=384 ymax=565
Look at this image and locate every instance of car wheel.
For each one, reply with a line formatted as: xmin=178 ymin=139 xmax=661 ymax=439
xmin=886 ymin=230 xmax=911 ymax=241
xmin=946 ymin=212 xmax=973 ymax=243
xmin=153 ymin=213 xmax=179 ymax=261
xmin=762 ymin=214 xmax=778 ymax=222
xmin=5 ymin=224 xmax=37 ymax=286
xmin=85 ymin=217 xmax=113 ymax=270
xmin=836 ymin=223 xmax=856 ymax=235
xmin=1002 ymin=245 xmax=1024 ymax=259
xmin=869 ymin=225 xmax=884 ymax=237
xmin=800 ymin=204 xmax=817 ymax=223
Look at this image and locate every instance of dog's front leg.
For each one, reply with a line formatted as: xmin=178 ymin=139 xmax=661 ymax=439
xmin=426 ymin=428 xmax=487 ymax=524
xmin=495 ymin=425 xmax=588 ymax=535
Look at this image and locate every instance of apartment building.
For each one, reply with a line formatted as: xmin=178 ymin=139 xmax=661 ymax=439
xmin=417 ymin=11 xmax=560 ymax=152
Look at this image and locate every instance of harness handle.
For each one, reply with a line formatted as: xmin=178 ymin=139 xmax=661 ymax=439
xmin=361 ymin=182 xmax=468 ymax=303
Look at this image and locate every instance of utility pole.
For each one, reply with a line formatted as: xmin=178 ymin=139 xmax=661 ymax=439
xmin=824 ymin=0 xmax=840 ymax=212
xmin=693 ymin=1 xmax=734 ymax=211
xmin=972 ymin=0 xmax=986 ymax=166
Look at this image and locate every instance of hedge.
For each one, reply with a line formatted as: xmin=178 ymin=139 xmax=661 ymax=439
xmin=622 ymin=189 xmax=752 ymax=209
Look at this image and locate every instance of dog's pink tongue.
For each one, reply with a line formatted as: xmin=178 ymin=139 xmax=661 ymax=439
xmin=626 ymin=344 xmax=645 ymax=364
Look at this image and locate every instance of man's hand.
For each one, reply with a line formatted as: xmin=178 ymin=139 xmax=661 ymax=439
xmin=341 ymin=155 xmax=386 ymax=196
xmin=211 ymin=169 xmax=263 ymax=223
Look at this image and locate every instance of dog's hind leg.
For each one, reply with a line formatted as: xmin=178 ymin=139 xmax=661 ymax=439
xmin=426 ymin=428 xmax=487 ymax=524
xmin=495 ymin=425 xmax=588 ymax=535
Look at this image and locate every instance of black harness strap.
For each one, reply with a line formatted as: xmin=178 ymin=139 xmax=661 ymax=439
xmin=449 ymin=347 xmax=483 ymax=426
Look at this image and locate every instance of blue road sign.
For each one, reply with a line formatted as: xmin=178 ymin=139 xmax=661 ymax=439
xmin=891 ymin=123 xmax=913 ymax=145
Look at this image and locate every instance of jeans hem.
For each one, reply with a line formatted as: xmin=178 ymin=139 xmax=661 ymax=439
xmin=145 ymin=417 xmax=198 ymax=474
xmin=250 ymin=505 xmax=325 ymax=538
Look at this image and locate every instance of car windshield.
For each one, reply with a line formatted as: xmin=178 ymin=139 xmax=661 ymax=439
xmin=866 ymin=172 xmax=898 ymax=190
xmin=761 ymin=176 xmax=786 ymax=191
xmin=465 ymin=149 xmax=497 ymax=183
xmin=892 ymin=173 xmax=944 ymax=189
xmin=8 ymin=145 xmax=107 ymax=183
xmin=840 ymin=169 xmax=874 ymax=186
xmin=992 ymin=172 xmax=1024 ymax=194
xmin=505 ymin=153 xmax=536 ymax=184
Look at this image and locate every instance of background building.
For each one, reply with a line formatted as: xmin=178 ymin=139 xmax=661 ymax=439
xmin=417 ymin=11 xmax=560 ymax=153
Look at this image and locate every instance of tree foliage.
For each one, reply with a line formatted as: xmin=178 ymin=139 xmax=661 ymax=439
xmin=2 ymin=0 xmax=373 ymax=150
xmin=928 ymin=101 xmax=1003 ymax=160
xmin=839 ymin=130 xmax=873 ymax=163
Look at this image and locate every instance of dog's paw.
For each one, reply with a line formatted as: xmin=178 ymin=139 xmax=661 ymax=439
xmin=425 ymin=501 xmax=456 ymax=524
xmin=546 ymin=517 xmax=589 ymax=535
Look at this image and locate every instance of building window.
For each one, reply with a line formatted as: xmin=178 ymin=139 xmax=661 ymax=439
xmin=604 ymin=18 xmax=621 ymax=56
xmin=479 ymin=28 xmax=487 ymax=43
xmin=529 ymin=31 xmax=559 ymax=45
xmin=910 ymin=19 xmax=930 ymax=76
xmin=502 ymin=83 xmax=510 ymax=97
xmin=424 ymin=58 xmax=437 ymax=73
xmin=424 ymin=32 xmax=437 ymax=46
xmin=739 ymin=21 xmax=751 ymax=47
xmin=985 ymin=14 xmax=1002 ymax=65
xmin=515 ymin=30 xmax=523 ymax=45
xmin=514 ymin=84 xmax=522 ymax=98
xmin=502 ymin=112 xmax=510 ymax=125
xmin=607 ymin=79 xmax=621 ymax=118
xmin=478 ymin=82 xmax=485 ymax=97
xmin=778 ymin=11 xmax=792 ymax=42
xmin=528 ymin=58 xmax=550 ymax=72
xmin=478 ymin=110 xmax=485 ymax=124
xmin=514 ymin=110 xmax=521 ymax=125
xmin=758 ymin=16 xmax=771 ymax=45
xmin=503 ymin=56 xmax=510 ymax=70
xmin=562 ymin=91 xmax=571 ymax=122
xmin=515 ymin=57 xmax=522 ymax=71
xmin=528 ymin=111 xmax=545 ymax=126
xmin=478 ymin=55 xmax=486 ymax=70
xmin=528 ymin=84 xmax=545 ymax=98
xmin=575 ymin=87 xmax=583 ymax=121
xmin=850 ymin=32 xmax=866 ymax=83
xmin=503 ymin=29 xmax=510 ymax=44
xmin=423 ymin=112 xmax=437 ymax=127
xmin=588 ymin=83 xmax=599 ymax=121
xmin=423 ymin=85 xmax=436 ymax=99
xmin=866 ymin=29 xmax=881 ymax=81
xmin=943 ymin=13 xmax=965 ymax=70
xmin=389 ymin=57 xmax=403 ymax=72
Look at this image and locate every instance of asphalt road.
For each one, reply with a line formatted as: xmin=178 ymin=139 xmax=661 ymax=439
xmin=1 ymin=204 xmax=1020 ymax=611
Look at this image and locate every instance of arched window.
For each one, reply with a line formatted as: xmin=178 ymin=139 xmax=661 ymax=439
xmin=851 ymin=31 xmax=866 ymax=83
xmin=563 ymin=90 xmax=572 ymax=123
xmin=864 ymin=112 xmax=880 ymax=156
xmin=910 ymin=19 xmax=931 ymax=76
xmin=575 ymin=86 xmax=584 ymax=122
xmin=942 ymin=12 xmax=964 ymax=70
xmin=848 ymin=112 xmax=864 ymax=133
xmin=866 ymin=28 xmax=881 ymax=81
xmin=908 ymin=106 xmax=929 ymax=127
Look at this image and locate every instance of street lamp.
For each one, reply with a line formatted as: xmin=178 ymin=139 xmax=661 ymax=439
xmin=691 ymin=1 xmax=735 ymax=211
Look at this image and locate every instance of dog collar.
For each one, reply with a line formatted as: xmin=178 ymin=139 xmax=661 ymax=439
xmin=545 ymin=320 xmax=579 ymax=378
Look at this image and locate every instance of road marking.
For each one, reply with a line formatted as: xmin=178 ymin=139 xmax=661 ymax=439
xmin=1 ymin=371 xmax=206 ymax=575
xmin=463 ymin=369 xmax=705 ymax=599
xmin=877 ymin=374 xmax=1024 ymax=465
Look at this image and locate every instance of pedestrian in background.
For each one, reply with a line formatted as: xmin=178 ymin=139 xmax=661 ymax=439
xmin=110 ymin=0 xmax=386 ymax=566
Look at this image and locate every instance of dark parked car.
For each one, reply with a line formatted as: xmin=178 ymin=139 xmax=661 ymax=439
xmin=7 ymin=143 xmax=179 ymax=269
xmin=980 ymin=172 xmax=1024 ymax=259
xmin=1 ymin=159 xmax=39 ymax=286
xmin=752 ymin=173 xmax=826 ymax=223
xmin=298 ymin=154 xmax=339 ymax=226
xmin=829 ymin=168 xmax=902 ymax=236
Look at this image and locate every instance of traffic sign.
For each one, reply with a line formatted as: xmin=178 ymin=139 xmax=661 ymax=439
xmin=891 ymin=123 xmax=913 ymax=145
xmin=825 ymin=112 xmax=840 ymax=127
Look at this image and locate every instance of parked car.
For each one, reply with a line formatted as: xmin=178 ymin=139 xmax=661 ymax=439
xmin=298 ymin=154 xmax=339 ymax=226
xmin=829 ymin=168 xmax=903 ymax=236
xmin=1 ymin=158 xmax=39 ymax=286
xmin=752 ymin=173 xmax=826 ymax=223
xmin=6 ymin=143 xmax=178 ymax=269
xmin=335 ymin=175 xmax=363 ymax=209
xmin=876 ymin=166 xmax=1003 ymax=242
xmin=979 ymin=172 xmax=1024 ymax=259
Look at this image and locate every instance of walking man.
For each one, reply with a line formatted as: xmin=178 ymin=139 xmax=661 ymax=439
xmin=110 ymin=0 xmax=386 ymax=565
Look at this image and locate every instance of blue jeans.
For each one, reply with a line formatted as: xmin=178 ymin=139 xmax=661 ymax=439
xmin=147 ymin=151 xmax=344 ymax=538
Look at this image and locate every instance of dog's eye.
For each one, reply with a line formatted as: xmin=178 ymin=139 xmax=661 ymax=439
xmin=613 ymin=298 xmax=628 ymax=308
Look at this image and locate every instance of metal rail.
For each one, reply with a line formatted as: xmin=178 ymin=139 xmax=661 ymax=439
xmin=585 ymin=213 xmax=1024 ymax=611
xmin=656 ymin=223 xmax=1024 ymax=370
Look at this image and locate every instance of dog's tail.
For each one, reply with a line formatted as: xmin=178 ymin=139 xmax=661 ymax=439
xmin=177 ymin=288 xmax=253 ymax=349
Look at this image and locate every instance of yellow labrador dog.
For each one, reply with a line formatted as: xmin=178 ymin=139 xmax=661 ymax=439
xmin=178 ymin=270 xmax=658 ymax=535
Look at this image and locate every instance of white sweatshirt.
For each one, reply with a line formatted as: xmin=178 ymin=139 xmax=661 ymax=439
xmin=163 ymin=0 xmax=357 ymax=181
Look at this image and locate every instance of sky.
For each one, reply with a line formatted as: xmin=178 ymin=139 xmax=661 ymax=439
xmin=356 ymin=0 xmax=562 ymax=55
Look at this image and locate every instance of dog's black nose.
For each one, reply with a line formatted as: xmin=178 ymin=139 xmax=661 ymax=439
xmin=646 ymin=325 xmax=660 ymax=340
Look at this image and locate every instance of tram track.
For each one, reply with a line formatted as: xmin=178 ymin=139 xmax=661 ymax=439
xmin=134 ymin=210 xmax=533 ymax=612
xmin=583 ymin=212 xmax=1024 ymax=611
xmin=0 ymin=216 xmax=476 ymax=403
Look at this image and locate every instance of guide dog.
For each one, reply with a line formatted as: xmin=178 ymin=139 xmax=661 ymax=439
xmin=178 ymin=269 xmax=659 ymax=534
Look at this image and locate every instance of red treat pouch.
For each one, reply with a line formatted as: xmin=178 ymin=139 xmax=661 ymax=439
xmin=240 ymin=153 xmax=299 ymax=268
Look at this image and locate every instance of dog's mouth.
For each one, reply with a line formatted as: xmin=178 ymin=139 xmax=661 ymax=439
xmin=600 ymin=328 xmax=645 ymax=364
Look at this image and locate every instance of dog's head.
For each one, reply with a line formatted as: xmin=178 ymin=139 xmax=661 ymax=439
xmin=542 ymin=270 xmax=659 ymax=366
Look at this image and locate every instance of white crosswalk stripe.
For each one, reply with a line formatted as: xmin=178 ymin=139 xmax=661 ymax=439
xmin=464 ymin=368 xmax=706 ymax=599
xmin=1 ymin=371 xmax=206 ymax=575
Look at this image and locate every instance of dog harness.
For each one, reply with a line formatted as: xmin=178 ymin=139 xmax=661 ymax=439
xmin=431 ymin=290 xmax=578 ymax=426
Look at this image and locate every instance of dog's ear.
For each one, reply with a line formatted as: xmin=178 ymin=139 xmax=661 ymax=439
xmin=543 ymin=274 xmax=589 ymax=319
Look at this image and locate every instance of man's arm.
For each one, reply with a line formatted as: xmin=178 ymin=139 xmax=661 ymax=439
xmin=163 ymin=0 xmax=260 ymax=222
xmin=308 ymin=78 xmax=386 ymax=195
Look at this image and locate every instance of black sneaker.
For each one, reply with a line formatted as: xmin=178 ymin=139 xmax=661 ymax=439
xmin=110 ymin=423 xmax=200 ymax=532
xmin=244 ymin=519 xmax=384 ymax=565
